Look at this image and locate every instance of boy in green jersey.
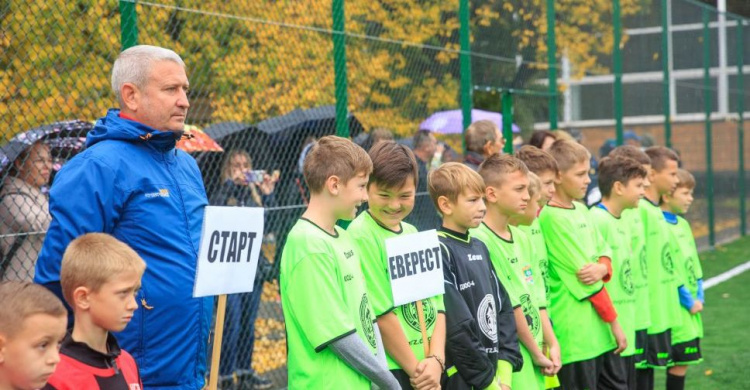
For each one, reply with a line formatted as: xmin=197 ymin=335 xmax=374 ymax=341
xmin=635 ymin=146 xmax=682 ymax=389
xmin=590 ymin=156 xmax=648 ymax=390
xmin=472 ymin=154 xmax=562 ymax=390
xmin=279 ymin=136 xmax=399 ymax=389
xmin=608 ymin=145 xmax=653 ymax=368
xmin=429 ymin=163 xmax=522 ymax=390
xmin=348 ymin=141 xmax=446 ymax=389
xmin=514 ymin=145 xmax=559 ymax=307
xmin=540 ymin=139 xmax=627 ymax=390
xmin=661 ymin=169 xmax=704 ymax=390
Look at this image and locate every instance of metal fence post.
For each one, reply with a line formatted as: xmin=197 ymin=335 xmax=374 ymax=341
xmin=738 ymin=20 xmax=746 ymax=236
xmin=613 ymin=0 xmax=624 ymax=146
xmin=502 ymin=91 xmax=514 ymax=155
xmin=661 ymin=0 xmax=672 ymax=147
xmin=119 ymin=0 xmax=138 ymax=50
xmin=703 ymin=8 xmax=715 ymax=246
xmin=459 ymin=0 xmax=472 ymax=154
xmin=332 ymin=0 xmax=349 ymax=138
xmin=546 ymin=0 xmax=558 ymax=130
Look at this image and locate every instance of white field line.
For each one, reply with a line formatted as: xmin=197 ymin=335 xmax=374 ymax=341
xmin=704 ymin=261 xmax=750 ymax=290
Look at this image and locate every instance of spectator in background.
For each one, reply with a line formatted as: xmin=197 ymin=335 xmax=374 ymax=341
xmin=408 ymin=129 xmax=441 ymax=230
xmin=360 ymin=127 xmax=394 ymax=151
xmin=529 ymin=130 xmax=557 ymax=151
xmin=0 ymin=142 xmax=52 ymax=282
xmin=464 ymin=119 xmax=504 ymax=170
xmin=211 ymin=149 xmax=275 ymax=390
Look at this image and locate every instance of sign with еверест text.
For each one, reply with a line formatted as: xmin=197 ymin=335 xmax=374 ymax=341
xmin=193 ymin=206 xmax=264 ymax=297
xmin=386 ymin=229 xmax=444 ymax=306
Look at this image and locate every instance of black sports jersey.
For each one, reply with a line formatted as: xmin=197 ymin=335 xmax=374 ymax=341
xmin=439 ymin=227 xmax=522 ymax=390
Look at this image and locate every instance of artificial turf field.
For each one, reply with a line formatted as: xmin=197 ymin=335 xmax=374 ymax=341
xmin=653 ymin=235 xmax=750 ymax=389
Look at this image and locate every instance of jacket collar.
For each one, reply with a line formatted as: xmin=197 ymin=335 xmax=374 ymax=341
xmin=60 ymin=331 xmax=123 ymax=369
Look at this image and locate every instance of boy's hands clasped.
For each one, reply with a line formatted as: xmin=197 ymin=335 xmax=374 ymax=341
xmin=409 ymin=357 xmax=442 ymax=390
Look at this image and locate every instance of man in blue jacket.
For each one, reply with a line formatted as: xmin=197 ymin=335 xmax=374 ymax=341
xmin=35 ymin=45 xmax=212 ymax=390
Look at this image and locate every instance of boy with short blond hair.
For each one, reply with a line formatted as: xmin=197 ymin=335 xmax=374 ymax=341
xmin=429 ymin=163 xmax=521 ymax=390
xmin=515 ymin=145 xmax=559 ymax=306
xmin=0 ymin=282 xmax=67 ymax=390
xmin=608 ymin=145 xmax=653 ymax=369
xmin=280 ymin=136 xmax=398 ymax=389
xmin=348 ymin=141 xmax=446 ymax=389
xmin=45 ymin=233 xmax=145 ymax=390
xmin=634 ymin=146 xmax=682 ymax=389
xmin=590 ymin=156 xmax=649 ymax=390
xmin=540 ymin=139 xmax=628 ymax=389
xmin=661 ymin=169 xmax=703 ymax=390
xmin=474 ymin=154 xmax=562 ymax=390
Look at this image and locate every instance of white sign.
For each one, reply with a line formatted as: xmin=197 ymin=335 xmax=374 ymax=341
xmin=193 ymin=206 xmax=264 ymax=297
xmin=385 ymin=229 xmax=445 ymax=307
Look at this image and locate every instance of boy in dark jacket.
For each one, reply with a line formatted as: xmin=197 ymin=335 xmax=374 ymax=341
xmin=428 ymin=163 xmax=522 ymax=390
xmin=44 ymin=233 xmax=145 ymax=390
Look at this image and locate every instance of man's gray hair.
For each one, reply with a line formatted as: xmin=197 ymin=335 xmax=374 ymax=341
xmin=111 ymin=45 xmax=186 ymax=105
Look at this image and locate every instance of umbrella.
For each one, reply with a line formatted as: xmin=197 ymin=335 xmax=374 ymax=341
xmin=420 ymin=109 xmax=520 ymax=135
xmin=0 ymin=119 xmax=94 ymax=174
xmin=176 ymin=124 xmax=223 ymax=153
xmin=256 ymin=105 xmax=365 ymax=139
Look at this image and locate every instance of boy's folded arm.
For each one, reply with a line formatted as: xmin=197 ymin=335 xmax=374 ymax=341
xmin=678 ymin=285 xmax=695 ymax=310
xmin=598 ymin=256 xmax=612 ymax=282
xmin=329 ymin=330 xmax=400 ymax=389
xmin=587 ymin=287 xmax=618 ymax=323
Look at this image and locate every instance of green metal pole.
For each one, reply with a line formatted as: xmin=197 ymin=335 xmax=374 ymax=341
xmin=502 ymin=91 xmax=514 ymax=154
xmin=738 ymin=20 xmax=746 ymax=236
xmin=613 ymin=0 xmax=624 ymax=146
xmin=703 ymin=9 xmax=715 ymax=246
xmin=661 ymin=0 xmax=672 ymax=147
xmin=119 ymin=0 xmax=138 ymax=50
xmin=546 ymin=0 xmax=558 ymax=130
xmin=459 ymin=0 xmax=472 ymax=154
xmin=332 ymin=0 xmax=349 ymax=138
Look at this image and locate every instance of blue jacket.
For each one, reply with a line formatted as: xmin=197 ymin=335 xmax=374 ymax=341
xmin=35 ymin=109 xmax=212 ymax=390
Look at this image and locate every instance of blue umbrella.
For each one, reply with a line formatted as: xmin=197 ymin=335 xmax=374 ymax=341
xmin=420 ymin=109 xmax=520 ymax=134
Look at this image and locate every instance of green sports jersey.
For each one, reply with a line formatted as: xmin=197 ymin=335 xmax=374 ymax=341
xmin=538 ymin=202 xmax=616 ymax=364
xmin=472 ymin=223 xmax=545 ymax=389
xmin=640 ymin=199 xmax=681 ymax=334
xmin=589 ymin=206 xmax=637 ymax=357
xmin=348 ymin=211 xmax=445 ymax=370
xmin=622 ymin=207 xmax=650 ymax=331
xmin=518 ymin=219 xmax=551 ymax=308
xmin=666 ymin=215 xmax=704 ymax=343
xmin=280 ymin=218 xmax=378 ymax=389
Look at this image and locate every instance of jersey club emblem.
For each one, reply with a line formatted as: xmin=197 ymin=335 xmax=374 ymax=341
xmin=477 ymin=294 xmax=498 ymax=343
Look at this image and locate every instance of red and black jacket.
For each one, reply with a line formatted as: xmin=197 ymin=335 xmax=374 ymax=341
xmin=44 ymin=332 xmax=142 ymax=390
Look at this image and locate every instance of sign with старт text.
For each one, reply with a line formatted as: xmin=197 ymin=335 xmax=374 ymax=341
xmin=193 ymin=206 xmax=264 ymax=297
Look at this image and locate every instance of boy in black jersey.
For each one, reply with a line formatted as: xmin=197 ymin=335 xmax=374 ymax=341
xmin=428 ymin=162 xmax=521 ymax=390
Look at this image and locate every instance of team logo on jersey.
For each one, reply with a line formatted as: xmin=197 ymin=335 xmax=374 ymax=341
xmin=661 ymin=244 xmax=674 ymax=274
xmin=620 ymin=258 xmax=635 ymax=295
xmin=639 ymin=247 xmax=647 ymax=280
xmin=403 ymin=300 xmax=437 ymax=333
xmin=520 ymin=294 xmax=541 ymax=338
xmin=477 ymin=294 xmax=498 ymax=343
xmin=522 ymin=265 xmax=534 ymax=284
xmin=359 ymin=294 xmax=377 ymax=348
xmin=685 ymin=258 xmax=698 ymax=289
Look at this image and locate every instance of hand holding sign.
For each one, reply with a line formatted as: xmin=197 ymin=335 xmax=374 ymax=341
xmin=385 ymin=229 xmax=444 ymax=356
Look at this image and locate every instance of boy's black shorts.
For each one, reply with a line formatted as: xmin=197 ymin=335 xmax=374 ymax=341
xmin=390 ymin=369 xmax=412 ymax=390
xmin=633 ymin=329 xmax=648 ymax=366
xmin=558 ymin=351 xmax=628 ymax=390
xmin=645 ymin=329 xmax=673 ymax=368
xmin=672 ymin=338 xmax=702 ymax=364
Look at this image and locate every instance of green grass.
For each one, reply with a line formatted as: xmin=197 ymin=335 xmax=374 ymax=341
xmin=654 ymin=236 xmax=750 ymax=389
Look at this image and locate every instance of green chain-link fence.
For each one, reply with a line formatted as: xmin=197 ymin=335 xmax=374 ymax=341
xmin=1 ymin=0 xmax=748 ymax=388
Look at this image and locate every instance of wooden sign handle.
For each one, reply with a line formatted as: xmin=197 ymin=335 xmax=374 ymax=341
xmin=208 ymin=294 xmax=227 ymax=390
xmin=416 ymin=300 xmax=430 ymax=357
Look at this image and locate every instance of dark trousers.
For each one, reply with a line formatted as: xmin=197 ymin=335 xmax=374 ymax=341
xmin=219 ymin=275 xmax=264 ymax=376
